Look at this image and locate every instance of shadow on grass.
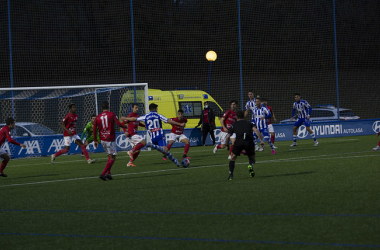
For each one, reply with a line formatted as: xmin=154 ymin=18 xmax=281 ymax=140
xmin=259 ymin=171 xmax=315 ymax=178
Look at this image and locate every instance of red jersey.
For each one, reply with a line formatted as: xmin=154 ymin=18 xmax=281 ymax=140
xmin=122 ymin=112 xmax=145 ymax=137
xmin=62 ymin=112 xmax=78 ymax=136
xmin=266 ymin=106 xmax=273 ymax=125
xmin=93 ymin=111 xmax=126 ymax=142
xmin=0 ymin=126 xmax=20 ymax=147
xmin=222 ymin=109 xmax=237 ymax=132
xmin=203 ymin=109 xmax=209 ymax=123
xmin=170 ymin=117 xmax=187 ymax=135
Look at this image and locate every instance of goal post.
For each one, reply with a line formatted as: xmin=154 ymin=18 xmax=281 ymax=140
xmin=0 ymin=83 xmax=150 ymax=159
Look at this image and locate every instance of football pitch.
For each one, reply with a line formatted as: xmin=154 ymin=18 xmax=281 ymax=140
xmin=1 ymin=135 xmax=379 ymax=249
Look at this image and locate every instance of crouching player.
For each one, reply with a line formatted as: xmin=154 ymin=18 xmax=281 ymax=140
xmin=164 ymin=109 xmax=190 ymax=160
xmin=0 ymin=118 xmax=26 ymax=177
xmin=121 ymin=103 xmax=146 ymax=167
xmin=226 ymin=111 xmax=256 ymax=180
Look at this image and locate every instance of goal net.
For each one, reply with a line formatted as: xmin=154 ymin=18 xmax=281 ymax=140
xmin=0 ymin=83 xmax=148 ymax=159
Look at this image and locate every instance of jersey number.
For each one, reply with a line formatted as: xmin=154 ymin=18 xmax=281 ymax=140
xmin=101 ymin=115 xmax=108 ymax=128
xmin=147 ymin=119 xmax=159 ymax=130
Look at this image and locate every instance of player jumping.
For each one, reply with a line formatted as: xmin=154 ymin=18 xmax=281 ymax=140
xmin=164 ymin=109 xmax=191 ymax=160
xmin=121 ymin=103 xmax=146 ymax=167
xmin=0 ymin=118 xmax=26 ymax=177
xmin=93 ymin=101 xmax=127 ymax=181
xmin=51 ymin=103 xmax=96 ymax=164
xmin=290 ymin=93 xmax=318 ymax=147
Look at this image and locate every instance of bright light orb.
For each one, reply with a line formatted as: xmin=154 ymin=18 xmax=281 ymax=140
xmin=206 ymin=51 xmax=217 ymax=61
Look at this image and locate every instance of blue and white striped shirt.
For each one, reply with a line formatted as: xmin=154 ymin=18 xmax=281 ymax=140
xmin=292 ymin=100 xmax=312 ymax=119
xmin=245 ymin=99 xmax=256 ymax=119
xmin=137 ymin=111 xmax=168 ymax=138
xmin=253 ymin=105 xmax=271 ymax=130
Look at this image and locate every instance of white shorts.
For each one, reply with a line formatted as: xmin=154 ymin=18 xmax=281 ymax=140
xmin=101 ymin=141 xmax=117 ymax=155
xmin=127 ymin=135 xmax=144 ymax=147
xmin=168 ymin=133 xmax=188 ymax=142
xmin=64 ymin=135 xmax=81 ymax=146
xmin=0 ymin=148 xmax=7 ymax=157
xmin=268 ymin=124 xmax=274 ymax=133
xmin=220 ymin=131 xmax=236 ymax=145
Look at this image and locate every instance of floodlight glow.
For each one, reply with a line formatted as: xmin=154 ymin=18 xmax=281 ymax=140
xmin=206 ymin=51 xmax=217 ymax=61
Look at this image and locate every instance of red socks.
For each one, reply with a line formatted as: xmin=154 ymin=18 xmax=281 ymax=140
xmin=229 ymin=145 xmax=234 ymax=155
xmin=217 ymin=144 xmax=222 ymax=149
xmin=0 ymin=159 xmax=9 ymax=173
xmin=102 ymin=158 xmax=115 ymax=176
xmin=133 ymin=151 xmax=140 ymax=161
xmin=271 ymin=135 xmax=275 ymax=144
xmin=80 ymin=145 xmax=90 ymax=160
xmin=54 ymin=148 xmax=69 ymax=157
xmin=132 ymin=143 xmax=145 ymax=153
xmin=184 ymin=144 xmax=190 ymax=155
xmin=167 ymin=144 xmax=172 ymax=150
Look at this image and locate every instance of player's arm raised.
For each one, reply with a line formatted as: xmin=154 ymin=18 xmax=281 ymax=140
xmin=120 ymin=116 xmax=136 ymax=122
xmin=114 ymin=115 xmax=127 ymax=129
xmin=168 ymin=119 xmax=185 ymax=127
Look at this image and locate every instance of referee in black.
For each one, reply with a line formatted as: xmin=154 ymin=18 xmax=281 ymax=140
xmin=226 ymin=110 xmax=256 ymax=180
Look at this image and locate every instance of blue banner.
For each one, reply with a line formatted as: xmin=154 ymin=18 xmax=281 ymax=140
xmin=3 ymin=119 xmax=380 ymax=158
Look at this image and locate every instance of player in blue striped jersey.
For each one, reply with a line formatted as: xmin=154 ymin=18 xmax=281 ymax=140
xmin=253 ymin=98 xmax=275 ymax=154
xmin=244 ymin=90 xmax=256 ymax=119
xmin=123 ymin=103 xmax=184 ymax=167
xmin=290 ymin=93 xmax=318 ymax=147
xmin=244 ymin=90 xmax=260 ymax=151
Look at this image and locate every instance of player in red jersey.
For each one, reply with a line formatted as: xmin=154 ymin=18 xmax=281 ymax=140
xmin=261 ymin=98 xmax=277 ymax=149
xmin=0 ymin=118 xmax=26 ymax=177
xmin=93 ymin=101 xmax=127 ymax=181
xmin=213 ymin=100 xmax=237 ymax=159
xmin=51 ymin=103 xmax=96 ymax=164
xmin=120 ymin=103 xmax=146 ymax=167
xmin=164 ymin=109 xmax=190 ymax=160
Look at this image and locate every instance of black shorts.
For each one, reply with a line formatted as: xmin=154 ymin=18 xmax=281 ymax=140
xmin=232 ymin=141 xmax=255 ymax=157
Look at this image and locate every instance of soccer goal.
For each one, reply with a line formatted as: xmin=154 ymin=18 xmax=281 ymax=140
xmin=0 ymin=83 xmax=149 ymax=158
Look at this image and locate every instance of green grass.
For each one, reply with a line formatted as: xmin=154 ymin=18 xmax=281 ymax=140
xmin=1 ymin=135 xmax=380 ymax=249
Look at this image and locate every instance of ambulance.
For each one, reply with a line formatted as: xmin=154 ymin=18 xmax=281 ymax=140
xmin=119 ymin=89 xmax=224 ymax=129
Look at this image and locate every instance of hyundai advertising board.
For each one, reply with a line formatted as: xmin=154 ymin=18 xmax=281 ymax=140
xmin=2 ymin=119 xmax=380 ymax=158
